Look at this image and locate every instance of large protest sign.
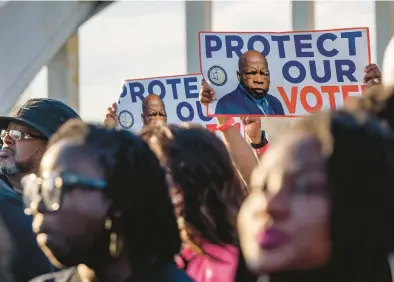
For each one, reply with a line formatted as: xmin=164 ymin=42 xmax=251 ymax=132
xmin=116 ymin=74 xmax=245 ymax=136
xmin=199 ymin=28 xmax=371 ymax=117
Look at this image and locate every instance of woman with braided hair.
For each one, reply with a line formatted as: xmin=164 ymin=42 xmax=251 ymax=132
xmin=140 ymin=123 xmax=256 ymax=282
xmin=238 ymin=109 xmax=394 ymax=282
xmin=23 ymin=120 xmax=192 ymax=282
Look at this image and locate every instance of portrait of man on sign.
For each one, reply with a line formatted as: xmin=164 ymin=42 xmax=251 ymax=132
xmin=215 ymin=50 xmax=285 ymax=115
xmin=141 ymin=94 xmax=168 ymax=126
xmin=116 ymin=93 xmax=167 ymax=130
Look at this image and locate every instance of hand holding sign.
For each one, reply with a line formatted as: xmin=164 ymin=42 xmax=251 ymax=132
xmin=363 ymin=64 xmax=382 ymax=88
xmin=199 ymin=80 xmax=216 ymax=105
xmin=116 ymin=74 xmax=245 ymax=137
xmin=104 ymin=102 xmax=118 ymax=129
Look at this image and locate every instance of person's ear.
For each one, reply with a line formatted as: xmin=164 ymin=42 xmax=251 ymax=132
xmin=236 ymin=71 xmax=241 ymax=82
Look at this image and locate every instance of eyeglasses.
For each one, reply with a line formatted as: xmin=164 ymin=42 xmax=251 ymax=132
xmin=1 ymin=129 xmax=46 ymax=141
xmin=22 ymin=171 xmax=107 ymax=215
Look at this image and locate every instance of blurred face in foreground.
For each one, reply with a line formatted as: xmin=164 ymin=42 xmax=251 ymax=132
xmin=238 ymin=131 xmax=331 ymax=275
xmin=26 ymin=140 xmax=110 ymax=268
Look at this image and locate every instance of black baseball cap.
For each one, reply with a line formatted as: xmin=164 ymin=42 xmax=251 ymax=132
xmin=0 ymin=98 xmax=81 ymax=139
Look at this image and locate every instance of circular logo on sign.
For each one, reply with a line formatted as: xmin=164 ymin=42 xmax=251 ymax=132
xmin=208 ymin=65 xmax=227 ymax=86
xmin=118 ymin=110 xmax=134 ymax=129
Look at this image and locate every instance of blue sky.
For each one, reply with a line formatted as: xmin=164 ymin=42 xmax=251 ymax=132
xmin=22 ymin=0 xmax=376 ymax=122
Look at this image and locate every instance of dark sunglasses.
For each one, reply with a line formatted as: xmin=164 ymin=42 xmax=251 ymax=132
xmin=1 ymin=129 xmax=46 ymax=141
xmin=22 ymin=171 xmax=107 ymax=215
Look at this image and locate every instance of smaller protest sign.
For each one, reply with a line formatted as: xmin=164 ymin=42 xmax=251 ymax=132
xmin=199 ymin=28 xmax=371 ymax=117
xmin=116 ymin=73 xmax=245 ymax=137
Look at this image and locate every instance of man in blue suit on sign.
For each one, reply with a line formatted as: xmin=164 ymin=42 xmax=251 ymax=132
xmin=215 ymin=50 xmax=285 ymax=115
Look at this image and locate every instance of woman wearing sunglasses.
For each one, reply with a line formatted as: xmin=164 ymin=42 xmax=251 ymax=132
xmin=24 ymin=120 xmax=193 ymax=282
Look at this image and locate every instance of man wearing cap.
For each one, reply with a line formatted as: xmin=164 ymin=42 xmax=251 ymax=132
xmin=0 ymin=98 xmax=80 ymax=282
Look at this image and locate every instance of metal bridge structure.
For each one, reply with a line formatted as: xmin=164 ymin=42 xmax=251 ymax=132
xmin=0 ymin=1 xmax=392 ymax=114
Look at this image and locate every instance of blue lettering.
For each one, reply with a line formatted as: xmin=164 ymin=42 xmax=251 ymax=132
xmin=310 ymin=60 xmax=331 ymax=83
xmin=147 ymin=80 xmax=166 ymax=99
xmin=335 ymin=59 xmax=357 ymax=82
xmin=128 ymin=82 xmax=145 ymax=103
xmin=341 ymin=31 xmax=362 ymax=56
xmin=196 ymin=101 xmax=212 ymax=122
xmin=205 ymin=35 xmax=222 ymax=58
xmin=177 ymin=102 xmax=194 ymax=122
xmin=226 ymin=35 xmax=243 ymax=58
xmin=166 ymin=78 xmax=181 ymax=99
xmin=271 ymin=35 xmax=290 ymax=58
xmin=247 ymin=35 xmax=270 ymax=57
xmin=120 ymin=84 xmax=127 ymax=98
xmin=282 ymin=61 xmax=306 ymax=84
xmin=316 ymin=33 xmax=338 ymax=57
xmin=294 ymin=34 xmax=314 ymax=57
xmin=184 ymin=77 xmax=199 ymax=99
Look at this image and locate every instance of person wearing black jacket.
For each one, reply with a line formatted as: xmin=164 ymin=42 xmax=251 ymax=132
xmin=0 ymin=98 xmax=80 ymax=281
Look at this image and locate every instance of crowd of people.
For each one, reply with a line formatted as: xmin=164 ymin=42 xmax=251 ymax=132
xmin=0 ymin=33 xmax=393 ymax=282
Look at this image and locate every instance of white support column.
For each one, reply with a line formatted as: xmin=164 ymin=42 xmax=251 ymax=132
xmin=185 ymin=0 xmax=212 ymax=74
xmin=375 ymin=1 xmax=394 ymax=68
xmin=47 ymin=33 xmax=80 ymax=112
xmin=291 ymin=0 xmax=315 ymax=31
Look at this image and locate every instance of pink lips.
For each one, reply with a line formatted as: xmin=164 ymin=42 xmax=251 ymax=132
xmin=258 ymin=228 xmax=289 ymax=250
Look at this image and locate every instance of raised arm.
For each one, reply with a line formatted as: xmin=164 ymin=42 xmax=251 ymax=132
xmin=103 ymin=102 xmax=118 ymax=129
xmin=199 ymin=81 xmax=259 ymax=189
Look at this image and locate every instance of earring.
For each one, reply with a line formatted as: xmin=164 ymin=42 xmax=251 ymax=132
xmin=104 ymin=218 xmax=112 ymax=230
xmin=109 ymin=232 xmax=124 ymax=258
xmin=104 ymin=214 xmax=124 ymax=258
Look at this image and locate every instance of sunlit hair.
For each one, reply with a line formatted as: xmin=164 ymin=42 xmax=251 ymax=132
xmin=251 ymin=109 xmax=394 ymax=282
xmin=344 ymin=85 xmax=394 ymax=130
xmin=48 ymin=119 xmax=181 ymax=269
xmin=140 ymin=123 xmax=245 ymax=252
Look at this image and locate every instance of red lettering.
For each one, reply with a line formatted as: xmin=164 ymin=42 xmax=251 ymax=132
xmin=321 ymin=86 xmax=340 ymax=110
xmin=300 ymin=86 xmax=323 ymax=113
xmin=278 ymin=86 xmax=298 ymax=114
xmin=277 ymin=85 xmax=363 ymax=114
xmin=341 ymin=85 xmax=359 ymax=102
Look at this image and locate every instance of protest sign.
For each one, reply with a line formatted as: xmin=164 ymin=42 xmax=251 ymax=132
xmin=199 ymin=28 xmax=371 ymax=117
xmin=116 ymin=73 xmax=245 ymax=137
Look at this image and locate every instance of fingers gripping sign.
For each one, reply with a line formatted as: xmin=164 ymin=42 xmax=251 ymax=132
xmin=363 ymin=63 xmax=382 ymax=88
xmin=199 ymin=79 xmax=217 ymax=106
